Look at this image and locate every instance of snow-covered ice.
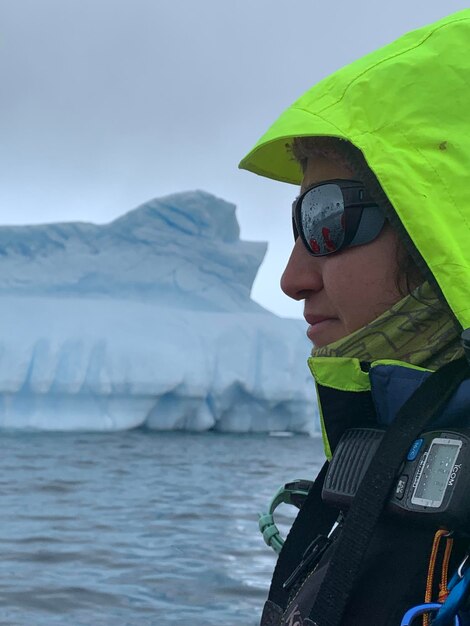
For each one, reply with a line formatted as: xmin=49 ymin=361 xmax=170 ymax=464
xmin=0 ymin=191 xmax=318 ymax=432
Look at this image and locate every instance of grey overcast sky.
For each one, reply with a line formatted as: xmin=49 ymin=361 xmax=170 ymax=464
xmin=1 ymin=1 xmax=468 ymax=318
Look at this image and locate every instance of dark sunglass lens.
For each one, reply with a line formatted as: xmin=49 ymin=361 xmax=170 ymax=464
xmin=300 ymin=184 xmax=346 ymax=255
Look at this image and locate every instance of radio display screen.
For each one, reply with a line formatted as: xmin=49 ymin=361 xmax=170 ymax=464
xmin=411 ymin=438 xmax=461 ymax=508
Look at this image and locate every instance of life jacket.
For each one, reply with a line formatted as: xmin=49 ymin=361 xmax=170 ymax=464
xmin=260 ymin=358 xmax=470 ymax=626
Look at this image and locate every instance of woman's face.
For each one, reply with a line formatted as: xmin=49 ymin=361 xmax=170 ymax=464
xmin=281 ymin=154 xmax=405 ymax=347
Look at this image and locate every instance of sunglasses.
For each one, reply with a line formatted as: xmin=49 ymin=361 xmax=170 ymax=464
xmin=292 ymin=179 xmax=386 ymax=256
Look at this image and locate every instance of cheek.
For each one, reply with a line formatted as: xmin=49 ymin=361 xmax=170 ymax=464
xmin=323 ymin=242 xmax=402 ymax=331
xmin=324 ymin=257 xmax=373 ymax=310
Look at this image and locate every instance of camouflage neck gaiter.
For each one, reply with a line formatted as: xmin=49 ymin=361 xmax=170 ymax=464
xmin=312 ymin=282 xmax=464 ymax=370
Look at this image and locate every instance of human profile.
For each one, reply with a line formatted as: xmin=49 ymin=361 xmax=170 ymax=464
xmin=240 ymin=9 xmax=470 ymax=626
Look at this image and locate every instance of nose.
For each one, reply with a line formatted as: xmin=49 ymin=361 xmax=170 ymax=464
xmin=280 ymin=238 xmax=324 ymax=301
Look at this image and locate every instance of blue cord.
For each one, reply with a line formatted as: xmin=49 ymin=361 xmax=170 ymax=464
xmin=432 ymin=561 xmax=470 ymax=626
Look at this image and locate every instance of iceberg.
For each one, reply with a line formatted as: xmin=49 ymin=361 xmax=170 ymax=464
xmin=0 ymin=191 xmax=318 ymax=432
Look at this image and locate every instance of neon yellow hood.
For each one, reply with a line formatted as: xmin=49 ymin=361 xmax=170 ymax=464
xmin=239 ymin=10 xmax=470 ymax=331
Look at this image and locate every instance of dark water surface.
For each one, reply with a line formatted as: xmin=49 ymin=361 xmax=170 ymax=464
xmin=0 ymin=431 xmax=324 ymax=625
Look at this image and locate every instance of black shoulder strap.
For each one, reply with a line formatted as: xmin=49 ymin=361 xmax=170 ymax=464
xmin=309 ymin=356 xmax=470 ymax=626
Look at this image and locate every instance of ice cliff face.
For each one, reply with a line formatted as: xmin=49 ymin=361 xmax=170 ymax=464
xmin=0 ymin=191 xmax=318 ymax=432
xmin=0 ymin=191 xmax=266 ymax=311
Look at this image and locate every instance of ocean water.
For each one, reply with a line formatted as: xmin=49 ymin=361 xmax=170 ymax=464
xmin=0 ymin=431 xmax=325 ymax=626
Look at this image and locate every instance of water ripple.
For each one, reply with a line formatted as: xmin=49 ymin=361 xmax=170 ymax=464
xmin=0 ymin=431 xmax=324 ymax=624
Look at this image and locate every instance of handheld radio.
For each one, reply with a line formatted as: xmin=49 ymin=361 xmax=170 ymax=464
xmin=322 ymin=427 xmax=470 ymax=530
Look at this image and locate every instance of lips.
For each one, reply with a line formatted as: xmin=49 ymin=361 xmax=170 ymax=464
xmin=304 ymin=314 xmax=336 ymax=326
xmin=304 ymin=313 xmax=339 ymax=345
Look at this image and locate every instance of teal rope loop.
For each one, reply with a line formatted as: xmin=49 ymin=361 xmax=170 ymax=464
xmin=259 ymin=513 xmax=284 ymax=554
xmin=258 ymin=479 xmax=313 ymax=555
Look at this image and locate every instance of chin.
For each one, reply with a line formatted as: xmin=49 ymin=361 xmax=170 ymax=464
xmin=307 ymin=319 xmax=344 ymax=347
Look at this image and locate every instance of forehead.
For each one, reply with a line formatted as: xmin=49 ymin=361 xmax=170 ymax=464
xmin=301 ymin=154 xmax=355 ymax=193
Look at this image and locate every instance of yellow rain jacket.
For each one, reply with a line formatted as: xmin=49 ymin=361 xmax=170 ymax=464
xmin=240 ymin=10 xmax=470 ymax=626
xmin=240 ymin=9 xmax=470 ymax=332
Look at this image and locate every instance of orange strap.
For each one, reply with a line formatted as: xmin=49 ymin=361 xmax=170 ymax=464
xmin=423 ymin=530 xmax=454 ymax=626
